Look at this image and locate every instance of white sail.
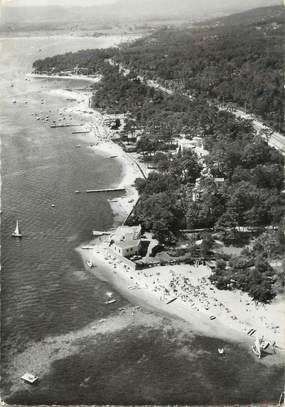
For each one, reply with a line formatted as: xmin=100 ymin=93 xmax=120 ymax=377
xmin=254 ymin=337 xmax=261 ymax=354
xmin=15 ymin=220 xmax=21 ymax=235
xmin=12 ymin=220 xmax=22 ymax=237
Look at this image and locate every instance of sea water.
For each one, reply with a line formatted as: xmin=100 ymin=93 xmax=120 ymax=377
xmin=0 ymin=34 xmax=284 ymax=405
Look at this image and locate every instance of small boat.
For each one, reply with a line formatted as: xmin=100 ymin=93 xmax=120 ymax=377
xmin=105 ymin=299 xmax=117 ymax=305
xmin=209 ymin=315 xmax=216 ymax=320
xmin=104 ymin=291 xmax=116 ymax=304
xmin=21 ymin=373 xmax=39 ymax=384
xmin=218 ymin=348 xmax=224 ymax=355
xmin=252 ymin=336 xmax=269 ymax=359
xmin=109 ymin=155 xmax=118 ymax=159
xmin=12 ymin=220 xmax=22 ymax=238
xmin=167 ymin=297 xmax=177 ymax=305
xmin=51 ymin=204 xmax=55 ymax=208
xmin=86 ymin=261 xmax=93 ymax=268
xmin=74 ymin=190 xmax=80 ymax=194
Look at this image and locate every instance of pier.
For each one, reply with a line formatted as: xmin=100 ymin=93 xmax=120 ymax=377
xmin=50 ymin=124 xmax=81 ymax=128
xmin=86 ymin=188 xmax=125 ymax=193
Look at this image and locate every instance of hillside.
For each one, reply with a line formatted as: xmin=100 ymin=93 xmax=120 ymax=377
xmin=115 ymin=5 xmax=283 ymax=132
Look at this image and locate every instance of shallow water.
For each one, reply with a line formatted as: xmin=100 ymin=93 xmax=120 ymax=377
xmin=1 ymin=33 xmax=284 ymax=405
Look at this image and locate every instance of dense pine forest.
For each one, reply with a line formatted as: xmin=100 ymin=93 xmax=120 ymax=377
xmin=115 ymin=5 xmax=284 ymax=132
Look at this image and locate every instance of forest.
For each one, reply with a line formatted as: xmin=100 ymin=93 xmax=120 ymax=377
xmin=115 ymin=5 xmax=284 ymax=132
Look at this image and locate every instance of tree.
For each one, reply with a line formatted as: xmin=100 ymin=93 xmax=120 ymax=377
xmin=170 ymin=149 xmax=202 ymax=184
xmin=200 ymin=233 xmax=214 ymax=258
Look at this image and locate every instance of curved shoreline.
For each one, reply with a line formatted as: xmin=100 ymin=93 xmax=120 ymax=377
xmin=78 ymin=242 xmax=285 ymax=355
xmin=33 ymin=71 xmax=285 ymax=360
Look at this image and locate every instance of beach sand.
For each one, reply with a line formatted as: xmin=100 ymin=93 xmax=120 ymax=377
xmin=78 ymin=243 xmax=285 ymax=355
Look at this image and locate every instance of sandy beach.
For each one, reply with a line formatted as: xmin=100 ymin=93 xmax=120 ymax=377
xmin=78 ymin=242 xmax=285 ymax=354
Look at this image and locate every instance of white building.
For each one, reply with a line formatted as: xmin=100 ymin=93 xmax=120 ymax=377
xmin=112 ymin=240 xmax=141 ymax=257
xmin=110 ymin=225 xmax=141 ymax=243
xmin=176 ymin=135 xmax=208 ymax=160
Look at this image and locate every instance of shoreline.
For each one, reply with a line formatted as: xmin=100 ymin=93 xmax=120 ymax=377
xmin=35 ymin=71 xmax=285 ymax=359
xmin=78 ymin=242 xmax=285 ymax=357
xmin=28 ymin=72 xmax=102 ymax=83
xmin=42 ymin=73 xmax=147 ymax=224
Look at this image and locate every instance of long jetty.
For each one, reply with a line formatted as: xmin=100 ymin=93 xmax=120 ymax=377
xmin=86 ymin=188 xmax=125 ymax=193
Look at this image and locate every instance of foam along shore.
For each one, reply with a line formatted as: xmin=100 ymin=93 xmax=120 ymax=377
xmin=78 ymin=242 xmax=285 ymax=357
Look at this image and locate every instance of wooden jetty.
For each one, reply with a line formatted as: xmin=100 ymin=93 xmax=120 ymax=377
xmin=50 ymin=124 xmax=81 ymax=128
xmin=86 ymin=188 xmax=125 ymax=193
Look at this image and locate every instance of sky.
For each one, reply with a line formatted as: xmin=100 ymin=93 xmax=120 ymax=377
xmin=1 ymin=0 xmax=117 ymax=6
xmin=1 ymin=0 xmax=280 ymax=7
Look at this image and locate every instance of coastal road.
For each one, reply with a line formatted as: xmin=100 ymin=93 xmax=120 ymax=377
xmin=232 ymin=109 xmax=285 ymax=155
xmin=108 ymin=59 xmax=285 ymax=155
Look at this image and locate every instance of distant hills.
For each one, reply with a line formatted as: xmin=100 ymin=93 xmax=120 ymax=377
xmin=1 ymin=0 xmax=281 ymax=31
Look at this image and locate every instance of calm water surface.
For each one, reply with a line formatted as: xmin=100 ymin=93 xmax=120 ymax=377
xmin=0 ymin=34 xmax=284 ymax=405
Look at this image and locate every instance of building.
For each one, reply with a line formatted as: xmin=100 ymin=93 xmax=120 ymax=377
xmin=109 ymin=225 xmax=142 ymax=260
xmin=112 ymin=239 xmax=141 ymax=258
xmin=110 ymin=225 xmax=142 ymax=242
xmin=176 ymin=134 xmax=196 ymax=153
xmin=176 ymin=135 xmax=208 ymax=160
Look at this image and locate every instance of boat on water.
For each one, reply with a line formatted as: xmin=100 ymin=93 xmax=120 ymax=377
xmin=104 ymin=291 xmax=117 ymax=305
xmin=105 ymin=299 xmax=117 ymax=305
xmin=218 ymin=348 xmax=224 ymax=355
xmin=86 ymin=260 xmax=94 ymax=268
xmin=21 ymin=373 xmax=39 ymax=384
xmin=12 ymin=220 xmax=22 ymax=238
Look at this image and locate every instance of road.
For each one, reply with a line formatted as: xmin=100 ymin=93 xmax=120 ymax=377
xmin=231 ymin=108 xmax=285 ymax=155
xmin=108 ymin=59 xmax=285 ymax=155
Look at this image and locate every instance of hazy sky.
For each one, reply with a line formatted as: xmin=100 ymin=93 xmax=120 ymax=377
xmin=2 ymin=0 xmax=280 ymax=7
xmin=2 ymin=0 xmax=117 ymax=6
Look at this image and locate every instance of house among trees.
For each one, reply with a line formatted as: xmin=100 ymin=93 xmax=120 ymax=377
xmin=112 ymin=239 xmax=141 ymax=257
xmin=176 ymin=135 xmax=208 ymax=161
xmin=110 ymin=225 xmax=142 ymax=258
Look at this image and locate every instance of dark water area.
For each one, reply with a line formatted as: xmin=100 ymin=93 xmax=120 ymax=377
xmin=6 ymin=328 xmax=285 ymax=405
xmin=1 ymin=34 xmax=284 ymax=405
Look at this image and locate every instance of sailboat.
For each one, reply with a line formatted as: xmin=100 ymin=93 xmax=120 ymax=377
xmin=12 ymin=220 xmax=22 ymax=238
xmin=252 ymin=336 xmax=270 ymax=359
xmin=104 ymin=291 xmax=116 ymax=305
